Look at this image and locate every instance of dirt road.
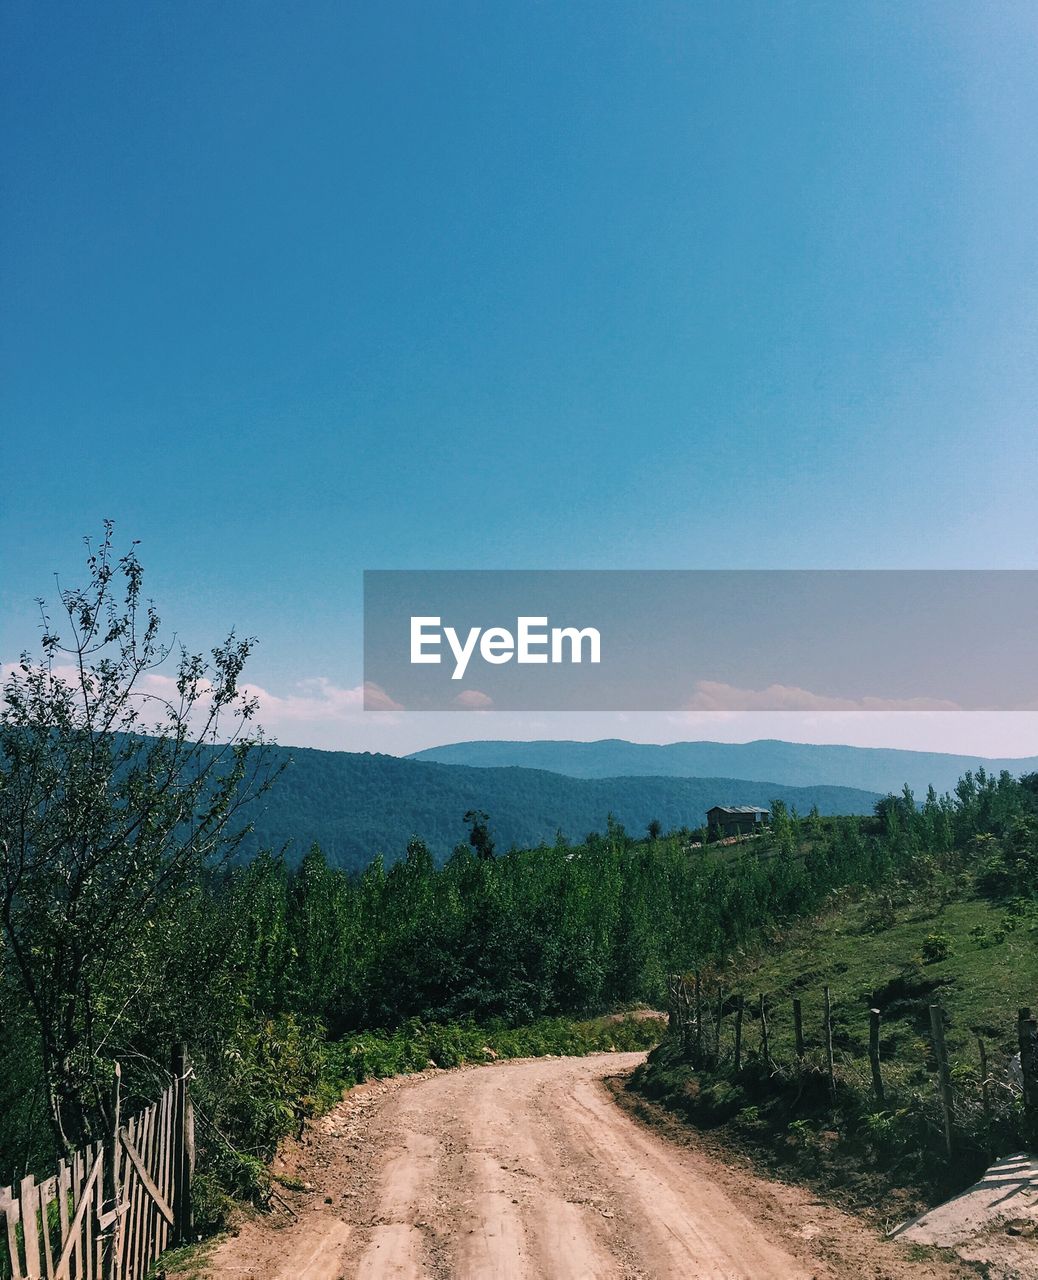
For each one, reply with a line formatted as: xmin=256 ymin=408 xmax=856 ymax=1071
xmin=202 ymin=1053 xmax=973 ymax=1279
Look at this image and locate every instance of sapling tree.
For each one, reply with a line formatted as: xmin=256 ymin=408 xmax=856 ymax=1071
xmin=464 ymin=809 xmax=495 ymax=861
xmin=0 ymin=524 xmax=277 ymax=1153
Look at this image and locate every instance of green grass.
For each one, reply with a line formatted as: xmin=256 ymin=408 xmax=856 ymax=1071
xmin=722 ymin=887 xmax=1038 ymax=1064
xmin=153 ymin=1240 xmax=217 ymax=1279
xmin=325 ymin=1011 xmax=666 ymax=1094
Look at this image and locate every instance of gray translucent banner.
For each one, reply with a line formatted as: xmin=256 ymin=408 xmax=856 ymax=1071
xmin=363 ymin=570 xmax=1038 ymax=712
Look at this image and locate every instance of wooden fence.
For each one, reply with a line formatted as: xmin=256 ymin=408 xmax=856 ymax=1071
xmin=667 ymin=973 xmax=1038 ymax=1154
xmin=0 ymin=1045 xmax=194 ymax=1280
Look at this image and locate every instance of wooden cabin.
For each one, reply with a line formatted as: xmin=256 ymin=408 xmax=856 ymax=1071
xmin=705 ymin=804 xmax=770 ymax=838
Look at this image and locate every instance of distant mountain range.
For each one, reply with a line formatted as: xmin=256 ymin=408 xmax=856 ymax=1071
xmin=408 ymin=738 xmax=1038 ymax=798
xmin=240 ymin=745 xmax=881 ymax=872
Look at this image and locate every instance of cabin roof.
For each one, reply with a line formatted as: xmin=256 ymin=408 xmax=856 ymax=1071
xmin=706 ymin=804 xmax=770 ymax=816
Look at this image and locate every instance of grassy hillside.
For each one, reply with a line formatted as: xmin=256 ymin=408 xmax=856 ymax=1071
xmin=630 ymin=795 xmax=1038 ymax=1223
xmin=409 ymin=737 xmax=1038 ymax=797
xmin=239 ymin=745 xmax=881 ymax=869
xmin=721 ymin=891 xmax=1037 ymax=1065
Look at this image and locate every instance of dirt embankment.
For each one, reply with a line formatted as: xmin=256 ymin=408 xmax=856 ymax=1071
xmin=195 ymin=1052 xmax=978 ymax=1279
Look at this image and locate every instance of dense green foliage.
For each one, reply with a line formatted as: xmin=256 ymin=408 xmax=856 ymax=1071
xmin=239 ymin=744 xmax=881 ymax=870
xmin=198 ymin=820 xmax=883 ymax=1039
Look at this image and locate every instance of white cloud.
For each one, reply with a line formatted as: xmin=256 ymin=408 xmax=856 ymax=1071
xmin=242 ymin=677 xmax=403 ymax=724
xmin=454 ymin=689 xmax=494 ymax=710
xmin=684 ymin=681 xmax=961 ymax=713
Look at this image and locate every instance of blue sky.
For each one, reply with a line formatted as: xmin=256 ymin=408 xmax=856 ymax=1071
xmin=3 ymin=2 xmax=1037 ymax=755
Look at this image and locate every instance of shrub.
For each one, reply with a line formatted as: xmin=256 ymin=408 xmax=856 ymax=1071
xmin=921 ymin=933 xmax=952 ymax=964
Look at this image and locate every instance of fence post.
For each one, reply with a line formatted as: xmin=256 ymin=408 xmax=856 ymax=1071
xmin=668 ymin=975 xmax=683 ymax=1036
xmin=792 ymin=997 xmax=805 ymax=1064
xmin=733 ymin=995 xmax=744 ymax=1071
xmin=1018 ymin=1007 xmax=1038 ymax=1142
xmin=681 ymin=981 xmax=694 ymax=1058
xmin=171 ymin=1043 xmax=194 ymax=1246
xmin=977 ymin=1035 xmax=991 ymax=1122
xmin=694 ymin=971 xmax=703 ymax=1063
xmin=868 ymin=1008 xmax=885 ymax=1107
xmin=714 ymin=986 xmax=725 ymax=1065
xmin=929 ymin=1005 xmax=954 ymax=1159
xmin=823 ymin=986 xmax=836 ymax=1105
xmin=101 ymin=1061 xmax=123 ymax=1280
xmin=759 ymin=993 xmax=771 ymax=1069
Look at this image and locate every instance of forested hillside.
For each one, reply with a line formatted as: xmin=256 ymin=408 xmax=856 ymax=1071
xmin=410 ymin=737 xmax=1038 ymax=797
xmin=240 ymin=745 xmax=880 ymax=869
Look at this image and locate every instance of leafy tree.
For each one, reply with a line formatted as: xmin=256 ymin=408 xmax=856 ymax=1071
xmin=770 ymin=798 xmax=796 ymax=857
xmin=464 ymin=809 xmax=496 ymax=861
xmin=0 ymin=525 xmax=276 ymax=1152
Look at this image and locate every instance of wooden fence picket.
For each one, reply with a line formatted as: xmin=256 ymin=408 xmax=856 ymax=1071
xmin=19 ymin=1173 xmax=40 ymax=1279
xmin=70 ymin=1150 xmax=83 ymax=1280
xmin=93 ymin=1146 xmax=103 ymax=1279
xmin=38 ymin=1175 xmax=56 ymax=1279
xmin=134 ymin=1107 xmax=151 ymax=1277
xmin=0 ymin=1185 xmax=22 ymax=1280
xmin=154 ymin=1091 xmax=169 ymax=1261
xmin=56 ymin=1161 xmax=70 ymax=1273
